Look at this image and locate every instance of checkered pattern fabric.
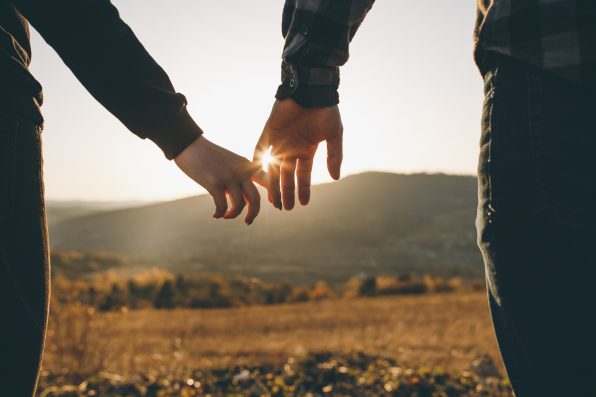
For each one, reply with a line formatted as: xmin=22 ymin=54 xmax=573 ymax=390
xmin=275 ymin=0 xmax=375 ymax=107
xmin=476 ymin=0 xmax=596 ymax=84
xmin=277 ymin=0 xmax=596 ymax=108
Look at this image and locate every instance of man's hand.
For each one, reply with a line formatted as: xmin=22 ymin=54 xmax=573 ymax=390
xmin=253 ymin=99 xmax=343 ymax=210
xmin=175 ymin=136 xmax=261 ymax=224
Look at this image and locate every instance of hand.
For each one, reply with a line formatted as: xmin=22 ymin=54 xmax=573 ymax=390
xmin=253 ymin=98 xmax=343 ymax=210
xmin=175 ymin=136 xmax=261 ymax=224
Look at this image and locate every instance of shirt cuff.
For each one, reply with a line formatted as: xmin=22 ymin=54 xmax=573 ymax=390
xmin=275 ymin=61 xmax=340 ymax=108
xmin=146 ymin=107 xmax=203 ymax=160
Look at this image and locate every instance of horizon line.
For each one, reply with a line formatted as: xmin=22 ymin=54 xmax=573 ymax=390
xmin=45 ymin=170 xmax=477 ymax=204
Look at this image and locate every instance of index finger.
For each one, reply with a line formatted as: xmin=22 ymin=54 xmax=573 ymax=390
xmin=252 ymin=132 xmax=270 ymax=164
xmin=241 ymin=179 xmax=261 ymax=225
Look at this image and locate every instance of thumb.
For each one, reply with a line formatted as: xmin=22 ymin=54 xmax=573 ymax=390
xmin=326 ymin=134 xmax=343 ymax=180
xmin=251 ymin=168 xmax=269 ymax=189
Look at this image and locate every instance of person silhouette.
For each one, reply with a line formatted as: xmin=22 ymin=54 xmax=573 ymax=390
xmin=1 ymin=1 xmax=261 ymax=395
xmin=255 ymin=1 xmax=596 ymax=396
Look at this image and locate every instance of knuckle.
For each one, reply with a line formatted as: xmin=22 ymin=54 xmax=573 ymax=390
xmin=205 ymin=174 xmax=222 ymax=187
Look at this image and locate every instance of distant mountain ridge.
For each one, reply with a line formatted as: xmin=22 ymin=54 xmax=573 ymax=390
xmin=46 ymin=200 xmax=152 ymax=227
xmin=49 ymin=172 xmax=483 ymax=284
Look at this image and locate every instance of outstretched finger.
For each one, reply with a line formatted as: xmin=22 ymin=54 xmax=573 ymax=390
xmin=252 ymin=134 xmax=280 ymax=207
xmin=250 ymin=165 xmax=269 ymax=190
xmin=327 ymin=134 xmax=343 ymax=180
xmin=211 ymin=188 xmax=228 ymax=219
xmin=297 ymin=157 xmax=314 ymax=206
xmin=241 ymin=179 xmax=261 ymax=225
xmin=281 ymin=157 xmax=297 ymax=210
xmin=224 ymin=183 xmax=246 ymax=219
xmin=268 ymin=159 xmax=282 ymax=210
xmin=252 ymin=132 xmax=270 ymax=165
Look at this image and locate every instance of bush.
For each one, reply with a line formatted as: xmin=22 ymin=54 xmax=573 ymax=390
xmin=52 ymin=268 xmax=468 ymax=311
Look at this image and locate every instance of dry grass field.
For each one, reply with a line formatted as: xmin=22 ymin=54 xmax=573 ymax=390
xmin=43 ymin=291 xmax=502 ymax=377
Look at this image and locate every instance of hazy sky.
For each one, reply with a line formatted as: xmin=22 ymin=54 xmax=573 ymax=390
xmin=29 ymin=1 xmax=482 ymax=201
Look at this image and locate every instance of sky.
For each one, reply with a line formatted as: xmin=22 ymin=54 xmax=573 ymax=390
xmin=29 ymin=1 xmax=483 ymax=202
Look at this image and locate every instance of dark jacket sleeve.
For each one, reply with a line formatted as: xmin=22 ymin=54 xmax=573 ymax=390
xmin=276 ymin=0 xmax=375 ymax=108
xmin=13 ymin=0 xmax=201 ymax=159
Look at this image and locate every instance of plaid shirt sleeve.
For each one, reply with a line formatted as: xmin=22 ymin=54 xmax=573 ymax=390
xmin=275 ymin=0 xmax=375 ymax=108
xmin=475 ymin=0 xmax=596 ymax=88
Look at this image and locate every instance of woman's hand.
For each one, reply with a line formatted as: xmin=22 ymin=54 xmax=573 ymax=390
xmin=175 ymin=136 xmax=261 ymax=224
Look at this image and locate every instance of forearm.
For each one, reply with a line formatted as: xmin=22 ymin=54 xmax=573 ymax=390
xmin=15 ymin=0 xmax=201 ymax=159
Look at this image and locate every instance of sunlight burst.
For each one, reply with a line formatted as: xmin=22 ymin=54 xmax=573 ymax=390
xmin=261 ymin=146 xmax=274 ymax=172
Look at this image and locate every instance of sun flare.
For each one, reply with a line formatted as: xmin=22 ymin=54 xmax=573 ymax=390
xmin=261 ymin=146 xmax=274 ymax=172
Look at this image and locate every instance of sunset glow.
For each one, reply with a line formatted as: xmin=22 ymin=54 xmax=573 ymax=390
xmin=261 ymin=146 xmax=274 ymax=172
xmin=31 ymin=1 xmax=480 ymax=201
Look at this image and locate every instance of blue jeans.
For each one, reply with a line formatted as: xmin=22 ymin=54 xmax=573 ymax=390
xmin=477 ymin=55 xmax=596 ymax=396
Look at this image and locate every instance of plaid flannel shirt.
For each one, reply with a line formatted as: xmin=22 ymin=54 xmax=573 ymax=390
xmin=475 ymin=0 xmax=596 ymax=85
xmin=277 ymin=0 xmax=596 ymax=108
xmin=275 ymin=0 xmax=375 ymax=108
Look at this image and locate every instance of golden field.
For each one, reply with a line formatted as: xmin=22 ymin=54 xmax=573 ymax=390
xmin=43 ymin=291 xmax=501 ymax=377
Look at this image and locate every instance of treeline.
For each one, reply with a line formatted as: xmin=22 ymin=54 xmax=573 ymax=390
xmin=51 ymin=269 xmax=465 ymax=312
xmin=51 ymin=250 xmax=128 ymax=278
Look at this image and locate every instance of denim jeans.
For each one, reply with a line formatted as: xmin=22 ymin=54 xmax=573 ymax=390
xmin=477 ymin=55 xmax=596 ymax=396
xmin=0 ymin=111 xmax=49 ymax=396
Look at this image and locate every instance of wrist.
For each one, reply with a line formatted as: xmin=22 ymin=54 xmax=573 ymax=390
xmin=174 ymin=135 xmax=205 ymax=164
xmin=276 ymin=61 xmax=340 ymax=108
xmin=148 ymin=107 xmax=203 ymax=160
xmin=278 ymin=85 xmax=339 ymax=108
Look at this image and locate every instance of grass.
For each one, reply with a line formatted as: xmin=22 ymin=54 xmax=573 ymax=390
xmin=42 ymin=292 xmax=501 ymax=377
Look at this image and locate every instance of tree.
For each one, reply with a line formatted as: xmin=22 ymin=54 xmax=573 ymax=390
xmin=98 ymin=283 xmax=127 ymax=311
xmin=155 ymin=280 xmax=175 ymax=309
xmin=358 ymin=276 xmax=377 ymax=297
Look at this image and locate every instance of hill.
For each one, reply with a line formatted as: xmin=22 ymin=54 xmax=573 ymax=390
xmin=49 ymin=172 xmax=482 ymax=284
xmin=46 ymin=200 xmax=149 ymax=227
